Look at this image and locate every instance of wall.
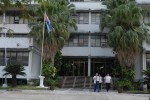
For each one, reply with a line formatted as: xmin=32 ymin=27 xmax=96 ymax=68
xmin=61 ymin=47 xmax=114 ymax=57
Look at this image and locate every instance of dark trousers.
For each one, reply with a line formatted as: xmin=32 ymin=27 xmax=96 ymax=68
xmin=106 ymin=83 xmax=110 ymax=92
xmin=99 ymin=83 xmax=102 ymax=91
xmin=94 ymin=81 xmax=99 ymax=92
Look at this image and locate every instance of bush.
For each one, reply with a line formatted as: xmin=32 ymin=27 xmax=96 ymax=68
xmin=28 ymin=79 xmax=39 ymax=86
xmin=114 ymin=78 xmax=137 ymax=91
xmin=143 ymin=69 xmax=150 ymax=86
xmin=46 ymin=78 xmax=59 ymax=87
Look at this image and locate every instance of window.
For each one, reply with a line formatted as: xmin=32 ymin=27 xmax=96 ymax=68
xmin=143 ymin=12 xmax=150 ymax=24
xmin=0 ymin=51 xmax=29 ymax=66
xmin=72 ymin=13 xmax=89 ymax=24
xmin=0 ymin=51 xmax=4 ymax=66
xmin=146 ymin=53 xmax=150 ymax=69
xmin=5 ymin=11 xmax=28 ymax=24
xmin=70 ymin=0 xmax=84 ymax=2
xmin=91 ymin=34 xmax=107 ymax=47
xmin=78 ymin=13 xmax=89 ymax=24
xmin=91 ymin=13 xmax=100 ymax=24
xmin=65 ymin=34 xmax=88 ymax=47
xmin=0 ymin=15 xmax=2 ymax=24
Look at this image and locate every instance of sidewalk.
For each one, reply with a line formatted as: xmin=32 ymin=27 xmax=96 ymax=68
xmin=0 ymin=88 xmax=149 ymax=100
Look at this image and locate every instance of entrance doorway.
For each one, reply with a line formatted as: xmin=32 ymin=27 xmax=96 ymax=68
xmin=73 ymin=61 xmax=88 ymax=76
xmin=91 ymin=62 xmax=105 ymax=77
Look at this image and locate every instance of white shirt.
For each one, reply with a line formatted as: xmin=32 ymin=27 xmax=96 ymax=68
xmin=93 ymin=76 xmax=99 ymax=84
xmin=104 ymin=76 xmax=111 ymax=83
xmin=99 ymin=76 xmax=103 ymax=83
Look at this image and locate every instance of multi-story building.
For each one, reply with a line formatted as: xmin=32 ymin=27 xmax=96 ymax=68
xmin=61 ymin=0 xmax=150 ymax=81
xmin=0 ymin=0 xmax=149 ymax=84
xmin=0 ymin=8 xmax=41 ymax=81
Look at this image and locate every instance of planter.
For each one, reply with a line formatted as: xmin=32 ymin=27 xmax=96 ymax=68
xmin=118 ymin=88 xmax=123 ymax=93
xmin=49 ymin=86 xmax=54 ymax=90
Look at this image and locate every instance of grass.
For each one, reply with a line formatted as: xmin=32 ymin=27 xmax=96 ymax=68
xmin=0 ymin=85 xmax=48 ymax=90
xmin=126 ymin=90 xmax=150 ymax=94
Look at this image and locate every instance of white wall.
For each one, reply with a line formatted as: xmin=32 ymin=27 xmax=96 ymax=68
xmin=61 ymin=47 xmax=114 ymax=57
xmin=0 ymin=37 xmax=31 ymax=48
xmin=134 ymin=54 xmax=143 ymax=81
xmin=31 ymin=50 xmax=41 ymax=79
xmin=0 ymin=24 xmax=30 ymax=33
xmin=71 ymin=2 xmax=106 ymax=10
xmin=136 ymin=0 xmax=150 ymax=4
xmin=70 ymin=24 xmax=100 ymax=33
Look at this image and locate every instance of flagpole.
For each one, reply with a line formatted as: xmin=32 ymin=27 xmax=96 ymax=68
xmin=38 ymin=12 xmax=46 ymax=88
xmin=40 ymin=13 xmax=45 ymax=76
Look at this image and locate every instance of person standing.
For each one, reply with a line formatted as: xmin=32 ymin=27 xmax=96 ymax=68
xmin=99 ymin=74 xmax=103 ymax=92
xmin=104 ymin=73 xmax=112 ymax=92
xmin=93 ymin=73 xmax=100 ymax=92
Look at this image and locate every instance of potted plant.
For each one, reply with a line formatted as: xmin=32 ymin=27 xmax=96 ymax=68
xmin=115 ymin=81 xmax=125 ymax=93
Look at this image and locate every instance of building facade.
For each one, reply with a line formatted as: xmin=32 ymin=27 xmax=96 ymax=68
xmin=61 ymin=0 xmax=150 ymax=80
xmin=0 ymin=0 xmax=149 ymax=82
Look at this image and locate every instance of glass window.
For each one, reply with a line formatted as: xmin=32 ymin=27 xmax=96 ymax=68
xmin=146 ymin=59 xmax=150 ymax=69
xmin=91 ymin=13 xmax=100 ymax=24
xmin=0 ymin=52 xmax=4 ymax=66
xmin=91 ymin=34 xmax=107 ymax=47
xmin=4 ymin=51 xmax=29 ymax=66
xmin=91 ymin=35 xmax=96 ymax=47
xmin=0 ymin=15 xmax=3 ymax=24
xmin=66 ymin=34 xmax=88 ymax=47
xmin=77 ymin=13 xmax=89 ymax=24
xmin=143 ymin=12 xmax=150 ymax=24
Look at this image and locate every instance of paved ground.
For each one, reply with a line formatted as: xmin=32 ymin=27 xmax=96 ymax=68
xmin=0 ymin=88 xmax=149 ymax=100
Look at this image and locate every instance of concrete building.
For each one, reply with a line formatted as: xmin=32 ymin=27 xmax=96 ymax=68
xmin=61 ymin=0 xmax=150 ymax=80
xmin=0 ymin=0 xmax=149 ymax=83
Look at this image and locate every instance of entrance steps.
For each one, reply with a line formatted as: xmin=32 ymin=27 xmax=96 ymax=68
xmin=61 ymin=76 xmax=93 ymax=88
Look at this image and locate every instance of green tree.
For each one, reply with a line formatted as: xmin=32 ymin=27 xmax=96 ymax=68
xmin=101 ymin=0 xmax=150 ymax=67
xmin=29 ymin=0 xmax=77 ymax=65
xmin=3 ymin=64 xmax=26 ymax=87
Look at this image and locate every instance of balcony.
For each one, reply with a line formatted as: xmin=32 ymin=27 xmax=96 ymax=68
xmin=70 ymin=1 xmax=106 ymax=10
xmin=136 ymin=0 xmax=150 ymax=4
xmin=0 ymin=37 xmax=32 ymax=48
xmin=0 ymin=24 xmax=30 ymax=33
xmin=61 ymin=47 xmax=114 ymax=57
xmin=70 ymin=24 xmax=100 ymax=33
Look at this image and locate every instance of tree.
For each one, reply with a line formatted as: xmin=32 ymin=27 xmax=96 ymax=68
xmin=3 ymin=64 xmax=26 ymax=87
xmin=29 ymin=0 xmax=77 ymax=65
xmin=101 ymin=0 xmax=150 ymax=67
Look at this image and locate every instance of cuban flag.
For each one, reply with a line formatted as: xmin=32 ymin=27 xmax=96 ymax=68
xmin=44 ymin=12 xmax=51 ymax=33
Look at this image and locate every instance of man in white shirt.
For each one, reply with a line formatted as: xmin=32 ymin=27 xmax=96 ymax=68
xmin=104 ymin=73 xmax=112 ymax=92
xmin=93 ymin=73 xmax=100 ymax=92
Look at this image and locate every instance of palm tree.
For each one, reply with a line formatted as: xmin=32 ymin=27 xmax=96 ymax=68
xmin=29 ymin=0 xmax=77 ymax=65
xmin=3 ymin=64 xmax=26 ymax=87
xmin=101 ymin=0 xmax=150 ymax=67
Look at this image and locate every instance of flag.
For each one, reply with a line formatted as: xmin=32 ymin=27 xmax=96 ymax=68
xmin=44 ymin=12 xmax=52 ymax=33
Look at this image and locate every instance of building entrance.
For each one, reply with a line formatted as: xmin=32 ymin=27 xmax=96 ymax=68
xmin=91 ymin=62 xmax=105 ymax=77
xmin=73 ymin=61 xmax=88 ymax=76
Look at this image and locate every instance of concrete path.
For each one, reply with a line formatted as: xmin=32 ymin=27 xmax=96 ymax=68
xmin=0 ymin=89 xmax=149 ymax=100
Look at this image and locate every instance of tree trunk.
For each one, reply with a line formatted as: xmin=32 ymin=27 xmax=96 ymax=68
xmin=12 ymin=75 xmax=17 ymax=87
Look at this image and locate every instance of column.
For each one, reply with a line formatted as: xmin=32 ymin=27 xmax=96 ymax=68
xmin=88 ymin=32 xmax=91 ymax=76
xmin=142 ymin=51 xmax=147 ymax=91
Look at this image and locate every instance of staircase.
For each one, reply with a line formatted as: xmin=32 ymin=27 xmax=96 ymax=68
xmin=61 ymin=76 xmax=93 ymax=88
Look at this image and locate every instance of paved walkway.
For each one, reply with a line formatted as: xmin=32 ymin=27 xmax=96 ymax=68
xmin=0 ymin=88 xmax=149 ymax=100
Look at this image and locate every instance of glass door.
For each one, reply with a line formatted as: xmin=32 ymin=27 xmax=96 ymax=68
xmin=73 ymin=61 xmax=87 ymax=76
